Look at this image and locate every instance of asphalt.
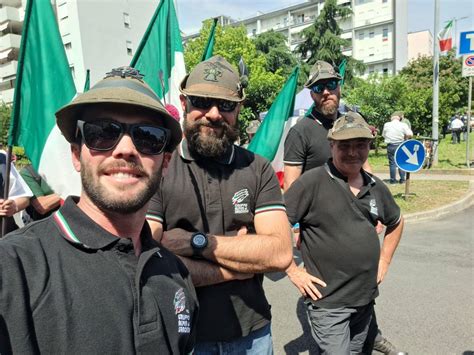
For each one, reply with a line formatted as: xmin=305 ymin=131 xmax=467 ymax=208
xmin=373 ymin=170 xmax=474 ymax=223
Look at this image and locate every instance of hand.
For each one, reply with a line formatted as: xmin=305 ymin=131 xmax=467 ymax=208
xmin=377 ymin=258 xmax=390 ymax=284
xmin=375 ymin=221 xmax=384 ymax=234
xmin=286 ymin=264 xmax=326 ymax=301
xmin=0 ymin=199 xmax=17 ymax=217
xmin=161 ymin=228 xmax=194 ymax=257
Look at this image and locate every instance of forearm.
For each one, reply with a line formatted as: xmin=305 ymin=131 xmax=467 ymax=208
xmin=177 ymin=256 xmax=252 ymax=287
xmin=203 ymin=230 xmax=292 ymax=274
xmin=31 ymin=194 xmax=61 ymax=215
xmin=14 ymin=197 xmax=30 ymax=213
xmin=380 ymin=217 xmax=404 ymax=263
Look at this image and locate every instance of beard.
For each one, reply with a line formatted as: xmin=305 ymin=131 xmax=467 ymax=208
xmin=81 ymin=159 xmax=162 ymax=214
xmin=184 ymin=113 xmax=240 ymax=158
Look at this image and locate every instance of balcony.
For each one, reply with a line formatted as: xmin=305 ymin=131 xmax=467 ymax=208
xmin=0 ymin=6 xmax=22 ymax=24
xmin=1 ymin=0 xmax=22 ymax=8
xmin=0 ymin=60 xmax=18 ymax=80
xmin=0 ymin=87 xmax=14 ymax=105
xmin=0 ymin=33 xmax=21 ymax=50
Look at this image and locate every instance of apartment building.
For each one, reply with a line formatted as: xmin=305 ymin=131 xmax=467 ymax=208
xmin=0 ymin=0 xmax=158 ymax=104
xmin=407 ymin=30 xmax=433 ymax=62
xmin=185 ymin=0 xmax=408 ymax=76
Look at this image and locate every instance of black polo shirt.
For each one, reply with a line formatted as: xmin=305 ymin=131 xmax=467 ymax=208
xmin=0 ymin=197 xmax=198 ymax=354
xmin=147 ymin=140 xmax=285 ymax=342
xmin=283 ymin=109 xmax=340 ymax=174
xmin=285 ymin=160 xmax=401 ymax=308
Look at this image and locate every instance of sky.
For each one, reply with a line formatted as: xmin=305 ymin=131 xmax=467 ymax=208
xmin=176 ymin=0 xmax=473 ymax=44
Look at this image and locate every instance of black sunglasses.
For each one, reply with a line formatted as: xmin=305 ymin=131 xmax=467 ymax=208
xmin=76 ymin=119 xmax=169 ymax=155
xmin=187 ymin=96 xmax=238 ymax=112
xmin=311 ymin=80 xmax=339 ymax=94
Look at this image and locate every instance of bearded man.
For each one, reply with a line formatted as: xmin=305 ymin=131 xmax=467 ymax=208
xmin=147 ymin=55 xmax=292 ymax=354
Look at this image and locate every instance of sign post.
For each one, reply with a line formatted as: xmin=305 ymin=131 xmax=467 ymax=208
xmin=395 ymin=140 xmax=426 ymax=200
xmin=459 ymin=31 xmax=474 ymax=168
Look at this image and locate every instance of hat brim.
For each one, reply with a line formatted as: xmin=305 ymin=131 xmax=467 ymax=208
xmin=304 ymin=72 xmax=342 ymax=88
xmin=327 ymin=128 xmax=374 ymax=141
xmin=56 ymin=86 xmax=182 ymax=152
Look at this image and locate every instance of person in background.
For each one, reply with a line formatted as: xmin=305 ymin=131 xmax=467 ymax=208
xmin=20 ymin=164 xmax=61 ymax=222
xmin=449 ymin=114 xmax=463 ymax=144
xmin=382 ymin=112 xmax=413 ymax=184
xmin=242 ymin=119 xmax=261 ymax=149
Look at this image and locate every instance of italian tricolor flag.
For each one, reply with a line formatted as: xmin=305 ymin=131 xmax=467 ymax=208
xmin=130 ymin=0 xmax=186 ymax=116
xmin=8 ymin=0 xmax=81 ymax=198
xmin=438 ymin=20 xmax=453 ymax=54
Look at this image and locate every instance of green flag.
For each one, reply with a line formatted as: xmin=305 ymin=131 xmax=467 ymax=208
xmin=8 ymin=0 xmax=80 ymax=197
xmin=131 ymin=0 xmax=185 ymax=111
xmin=201 ymin=18 xmax=218 ymax=62
xmin=248 ymin=66 xmax=299 ymax=161
xmin=339 ymin=58 xmax=347 ymax=86
xmin=83 ymin=69 xmax=90 ymax=92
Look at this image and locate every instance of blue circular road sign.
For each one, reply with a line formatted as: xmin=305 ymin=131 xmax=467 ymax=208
xmin=395 ymin=140 xmax=426 ymax=173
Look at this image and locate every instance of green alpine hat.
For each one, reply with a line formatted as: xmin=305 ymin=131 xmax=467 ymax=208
xmin=180 ymin=55 xmax=246 ymax=102
xmin=56 ymin=67 xmax=182 ymax=152
xmin=305 ymin=60 xmax=342 ymax=88
xmin=327 ymin=111 xmax=374 ymax=141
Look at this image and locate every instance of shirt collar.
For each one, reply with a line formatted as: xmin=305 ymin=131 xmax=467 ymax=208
xmin=307 ymin=108 xmax=341 ymax=129
xmin=53 ymin=197 xmax=157 ymax=251
xmin=178 ymin=138 xmax=236 ymax=165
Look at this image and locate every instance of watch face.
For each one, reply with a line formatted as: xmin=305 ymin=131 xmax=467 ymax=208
xmin=193 ymin=234 xmax=207 ymax=248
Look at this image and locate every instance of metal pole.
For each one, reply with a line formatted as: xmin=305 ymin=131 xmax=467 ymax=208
xmin=1 ymin=146 xmax=13 ymax=238
xmin=467 ymin=76 xmax=472 ymax=168
xmin=432 ymin=0 xmax=440 ymax=165
xmin=404 ymin=172 xmax=410 ymax=200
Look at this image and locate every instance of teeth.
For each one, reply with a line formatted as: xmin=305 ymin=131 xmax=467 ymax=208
xmin=110 ymin=172 xmax=137 ymax=179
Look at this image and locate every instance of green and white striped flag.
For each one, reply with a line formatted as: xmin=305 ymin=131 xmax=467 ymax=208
xmin=8 ymin=0 xmax=80 ymax=197
xmin=130 ymin=0 xmax=185 ymax=114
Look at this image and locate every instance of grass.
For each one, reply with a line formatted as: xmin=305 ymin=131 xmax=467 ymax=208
xmin=385 ymin=180 xmax=470 ymax=215
xmin=369 ymin=131 xmax=474 ymax=171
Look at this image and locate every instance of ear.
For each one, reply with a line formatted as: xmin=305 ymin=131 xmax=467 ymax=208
xmin=162 ymin=152 xmax=172 ymax=172
xmin=179 ymin=94 xmax=187 ymax=112
xmin=71 ymin=143 xmax=82 ymax=172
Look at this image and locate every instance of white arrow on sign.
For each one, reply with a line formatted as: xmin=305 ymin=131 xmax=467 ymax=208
xmin=401 ymin=145 xmax=419 ymax=165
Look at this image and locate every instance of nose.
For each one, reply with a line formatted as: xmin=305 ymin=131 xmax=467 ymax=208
xmin=347 ymin=144 xmax=356 ymax=156
xmin=205 ymin=104 xmax=223 ymax=122
xmin=112 ymin=133 xmax=139 ymax=159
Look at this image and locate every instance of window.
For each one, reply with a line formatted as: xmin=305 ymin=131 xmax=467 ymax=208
xmin=123 ymin=12 xmax=131 ymax=29
xmin=369 ymin=31 xmax=374 ymax=38
xmin=382 ymin=28 xmax=388 ymax=41
xmin=65 ymin=42 xmax=72 ymax=50
xmin=382 ymin=0 xmax=388 ymax=3
xmin=70 ymin=65 xmax=75 ymax=79
xmin=359 ymin=32 xmax=364 ymax=40
xmin=383 ymin=68 xmax=388 ymax=74
xmin=126 ymin=41 xmax=133 ymax=56
xmin=252 ymin=29 xmax=257 ymax=36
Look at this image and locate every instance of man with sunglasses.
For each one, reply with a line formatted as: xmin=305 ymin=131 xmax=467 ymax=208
xmin=147 ymin=56 xmax=292 ymax=354
xmin=0 ymin=67 xmax=198 ymax=354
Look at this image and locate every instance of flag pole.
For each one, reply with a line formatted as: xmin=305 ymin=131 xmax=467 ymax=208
xmin=1 ymin=146 xmax=13 ymax=237
xmin=432 ymin=0 xmax=440 ymax=165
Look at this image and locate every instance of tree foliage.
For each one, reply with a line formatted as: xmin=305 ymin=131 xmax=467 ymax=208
xmin=0 ymin=104 xmax=11 ymax=146
xmin=297 ymin=0 xmax=365 ymax=84
xmin=184 ymin=20 xmax=286 ymax=136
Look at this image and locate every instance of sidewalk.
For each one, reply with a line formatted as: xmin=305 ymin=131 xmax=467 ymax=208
xmin=373 ymin=169 xmax=474 ymax=223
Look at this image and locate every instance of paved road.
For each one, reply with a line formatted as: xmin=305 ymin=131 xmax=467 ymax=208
xmin=264 ymin=206 xmax=474 ymax=354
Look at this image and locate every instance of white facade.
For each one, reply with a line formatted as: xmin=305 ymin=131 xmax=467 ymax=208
xmin=185 ymin=0 xmax=408 ymax=77
xmin=407 ymin=30 xmax=433 ymax=62
xmin=0 ymin=0 xmax=158 ymax=104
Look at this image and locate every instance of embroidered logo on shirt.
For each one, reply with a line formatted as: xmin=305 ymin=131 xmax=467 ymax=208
xmin=232 ymin=189 xmax=249 ymax=214
xmin=369 ymin=199 xmax=379 ymax=216
xmin=174 ymin=288 xmax=191 ymax=334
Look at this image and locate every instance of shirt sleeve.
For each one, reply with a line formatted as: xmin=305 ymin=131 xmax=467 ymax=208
xmin=254 ymin=158 xmax=286 ymax=214
xmin=284 ymin=174 xmax=313 ymax=225
xmin=20 ymin=168 xmax=45 ymax=197
xmin=376 ymin=182 xmax=401 ymax=227
xmin=283 ymin=127 xmax=305 ymax=166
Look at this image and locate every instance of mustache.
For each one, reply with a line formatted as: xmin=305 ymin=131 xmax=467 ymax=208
xmin=98 ymin=161 xmax=148 ymax=177
xmin=193 ymin=118 xmax=227 ymax=129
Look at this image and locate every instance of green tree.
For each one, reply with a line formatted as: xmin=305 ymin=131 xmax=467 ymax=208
xmin=399 ymin=50 xmax=470 ymax=134
xmin=297 ymin=0 xmax=365 ymax=84
xmin=253 ymin=30 xmax=296 ymax=74
xmin=184 ymin=21 xmax=286 ymax=137
xmin=0 ymin=104 xmax=11 ymax=146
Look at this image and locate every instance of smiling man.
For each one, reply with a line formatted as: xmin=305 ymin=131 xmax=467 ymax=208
xmin=284 ymin=112 xmax=404 ymax=354
xmin=147 ymin=55 xmax=292 ymax=354
xmin=0 ymin=67 xmax=198 ymax=354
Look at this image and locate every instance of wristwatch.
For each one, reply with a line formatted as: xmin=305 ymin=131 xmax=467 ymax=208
xmin=191 ymin=232 xmax=208 ymax=257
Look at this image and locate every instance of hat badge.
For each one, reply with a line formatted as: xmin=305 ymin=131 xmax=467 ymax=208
xmin=203 ymin=63 xmax=222 ymax=82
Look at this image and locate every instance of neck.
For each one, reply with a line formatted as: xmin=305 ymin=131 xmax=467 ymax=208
xmin=77 ymin=194 xmax=145 ymax=254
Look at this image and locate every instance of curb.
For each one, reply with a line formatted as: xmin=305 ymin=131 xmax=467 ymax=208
xmin=404 ymin=180 xmax=474 ymax=224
